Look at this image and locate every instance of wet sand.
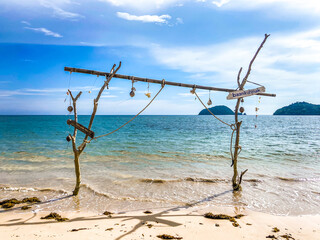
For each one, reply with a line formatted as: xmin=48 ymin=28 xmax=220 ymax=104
xmin=0 ymin=205 xmax=319 ymax=240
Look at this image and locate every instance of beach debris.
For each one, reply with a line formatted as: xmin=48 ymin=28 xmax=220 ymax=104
xmin=157 ymin=234 xmax=183 ymax=239
xmin=215 ymin=223 xmax=220 ymax=227
xmin=70 ymin=228 xmax=89 ymax=232
xmin=21 ymin=206 xmax=31 ymax=210
xmin=0 ymin=198 xmax=18 ymax=208
xmin=144 ymin=210 xmax=152 ymax=214
xmin=272 ymin=227 xmax=280 ymax=233
xmin=279 ymin=234 xmax=295 ymax=240
xmin=105 ymin=228 xmax=113 ymax=231
xmin=41 ymin=212 xmax=69 ymax=222
xmin=103 ymin=211 xmax=113 ymax=217
xmin=266 ymin=235 xmax=277 ymax=239
xmin=21 ymin=197 xmax=41 ymax=203
xmin=204 ymin=212 xmax=245 ymax=227
xmin=246 ymin=223 xmax=252 ymax=225
xmin=146 ymin=223 xmax=153 ymax=228
xmin=0 ymin=197 xmax=41 ymax=209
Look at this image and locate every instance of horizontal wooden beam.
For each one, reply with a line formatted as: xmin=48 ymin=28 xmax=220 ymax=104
xmin=64 ymin=67 xmax=276 ymax=97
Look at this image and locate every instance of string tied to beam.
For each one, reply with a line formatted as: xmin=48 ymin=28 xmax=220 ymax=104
xmin=86 ymin=83 xmax=166 ymax=143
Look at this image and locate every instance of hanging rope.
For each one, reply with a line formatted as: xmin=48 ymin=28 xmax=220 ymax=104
xmin=86 ymin=83 xmax=165 ymax=143
xmin=194 ymin=91 xmax=235 ymax=130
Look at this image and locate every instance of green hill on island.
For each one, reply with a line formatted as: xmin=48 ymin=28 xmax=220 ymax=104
xmin=199 ymin=105 xmax=236 ymax=115
xmin=273 ymin=102 xmax=320 ymax=115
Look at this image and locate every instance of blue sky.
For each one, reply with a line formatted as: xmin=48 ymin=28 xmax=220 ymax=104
xmin=0 ymin=0 xmax=319 ymax=115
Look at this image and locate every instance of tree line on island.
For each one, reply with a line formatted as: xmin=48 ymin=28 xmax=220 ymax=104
xmin=198 ymin=102 xmax=320 ymax=115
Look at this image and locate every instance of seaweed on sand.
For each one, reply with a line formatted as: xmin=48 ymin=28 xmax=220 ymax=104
xmin=204 ymin=212 xmax=245 ymax=227
xmin=41 ymin=212 xmax=69 ymax=222
xmin=0 ymin=197 xmax=41 ymax=209
xmin=157 ymin=234 xmax=183 ymax=239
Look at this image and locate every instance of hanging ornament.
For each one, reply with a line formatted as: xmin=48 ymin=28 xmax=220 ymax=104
xmin=240 ymin=107 xmax=245 ymax=113
xmin=241 ymin=98 xmax=244 ymax=103
xmin=130 ymin=78 xmax=136 ymax=97
xmin=207 ymin=90 xmax=212 ymax=106
xmin=67 ymin=106 xmax=73 ymax=112
xmin=66 ymin=91 xmax=69 ymax=95
xmin=66 ymin=135 xmax=71 ymax=142
xmin=88 ymin=90 xmax=91 ymax=94
xmin=145 ymin=82 xmax=151 ymax=98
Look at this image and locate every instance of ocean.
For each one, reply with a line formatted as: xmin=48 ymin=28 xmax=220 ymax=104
xmin=0 ymin=115 xmax=319 ymax=215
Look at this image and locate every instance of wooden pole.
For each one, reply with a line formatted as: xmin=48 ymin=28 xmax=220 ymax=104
xmin=231 ymin=33 xmax=270 ymax=191
xmin=64 ymin=67 xmax=276 ymax=97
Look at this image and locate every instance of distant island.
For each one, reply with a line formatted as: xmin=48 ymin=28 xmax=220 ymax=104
xmin=273 ymin=102 xmax=320 ymax=115
xmin=199 ymin=105 xmax=243 ymax=115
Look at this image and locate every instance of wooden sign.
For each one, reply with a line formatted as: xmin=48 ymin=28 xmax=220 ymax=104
xmin=227 ymin=86 xmax=265 ymax=100
xmin=67 ymin=119 xmax=95 ymax=138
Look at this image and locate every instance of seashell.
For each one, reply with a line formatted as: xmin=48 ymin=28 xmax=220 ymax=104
xmin=67 ymin=106 xmax=73 ymax=112
xmin=66 ymin=92 xmax=69 ymax=95
xmin=240 ymin=107 xmax=244 ymax=113
xmin=207 ymin=98 xmax=212 ymax=106
xmin=66 ymin=135 xmax=71 ymax=142
xmin=145 ymin=92 xmax=151 ymax=98
xmin=241 ymin=98 xmax=244 ymax=103
xmin=255 ymin=107 xmax=259 ymax=112
xmin=88 ymin=91 xmax=91 ymax=94
xmin=130 ymin=90 xmax=135 ymax=97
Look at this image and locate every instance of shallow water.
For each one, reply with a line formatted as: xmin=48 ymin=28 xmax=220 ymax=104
xmin=0 ymin=115 xmax=319 ymax=215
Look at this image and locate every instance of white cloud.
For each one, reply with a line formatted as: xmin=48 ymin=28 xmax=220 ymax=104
xmin=24 ymin=27 xmax=63 ymax=38
xmin=40 ymin=0 xmax=84 ymax=20
xmin=21 ymin=20 xmax=31 ymax=25
xmin=212 ymin=0 xmax=320 ymax=16
xmin=100 ymin=0 xmax=320 ymax=16
xmin=149 ymin=28 xmax=320 ymax=113
xmin=212 ymin=0 xmax=230 ymax=7
xmin=117 ymin=12 xmax=171 ymax=23
xmin=100 ymin=0 xmax=183 ymax=11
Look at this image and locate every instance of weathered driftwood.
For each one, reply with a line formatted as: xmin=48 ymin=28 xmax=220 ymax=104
xmin=231 ymin=33 xmax=270 ymax=191
xmin=67 ymin=119 xmax=95 ymax=139
xmin=64 ymin=67 xmax=276 ymax=98
xmin=68 ymin=62 xmax=121 ymax=195
xmin=65 ymin=34 xmax=273 ymax=194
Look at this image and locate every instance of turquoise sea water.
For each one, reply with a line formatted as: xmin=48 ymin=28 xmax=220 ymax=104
xmin=0 ymin=115 xmax=319 ymax=215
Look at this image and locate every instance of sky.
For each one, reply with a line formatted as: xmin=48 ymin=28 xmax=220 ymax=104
xmin=0 ymin=0 xmax=319 ymax=115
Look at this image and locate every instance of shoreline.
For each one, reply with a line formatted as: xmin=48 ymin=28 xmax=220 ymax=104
xmin=1 ymin=205 xmax=319 ymax=240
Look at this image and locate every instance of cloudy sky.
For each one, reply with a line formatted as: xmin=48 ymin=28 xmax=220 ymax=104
xmin=0 ymin=0 xmax=319 ymax=115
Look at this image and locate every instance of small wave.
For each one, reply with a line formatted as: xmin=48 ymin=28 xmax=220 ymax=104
xmin=80 ymin=183 xmax=184 ymax=204
xmin=277 ymin=177 xmax=320 ymax=182
xmin=0 ymin=186 xmax=68 ymax=194
xmin=139 ymin=177 xmax=229 ymax=184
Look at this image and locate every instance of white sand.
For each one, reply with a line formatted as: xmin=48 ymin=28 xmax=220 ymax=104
xmin=0 ymin=205 xmax=319 ymax=240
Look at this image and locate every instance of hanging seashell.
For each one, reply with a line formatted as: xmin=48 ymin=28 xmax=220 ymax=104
xmin=145 ymin=92 xmax=151 ymax=98
xmin=190 ymin=89 xmax=195 ymax=94
xmin=66 ymin=135 xmax=71 ymax=142
xmin=66 ymin=92 xmax=69 ymax=95
xmin=67 ymin=106 xmax=73 ymax=112
xmin=207 ymin=98 xmax=212 ymax=106
xmin=88 ymin=90 xmax=91 ymax=94
xmin=240 ymin=107 xmax=244 ymax=113
xmin=241 ymin=98 xmax=244 ymax=103
xmin=255 ymin=107 xmax=259 ymax=112
xmin=130 ymin=90 xmax=135 ymax=97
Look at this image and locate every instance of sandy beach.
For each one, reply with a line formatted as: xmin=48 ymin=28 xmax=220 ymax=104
xmin=1 ymin=204 xmax=319 ymax=240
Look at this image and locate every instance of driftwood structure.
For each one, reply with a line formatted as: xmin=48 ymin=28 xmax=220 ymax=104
xmin=65 ymin=34 xmax=274 ymax=195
